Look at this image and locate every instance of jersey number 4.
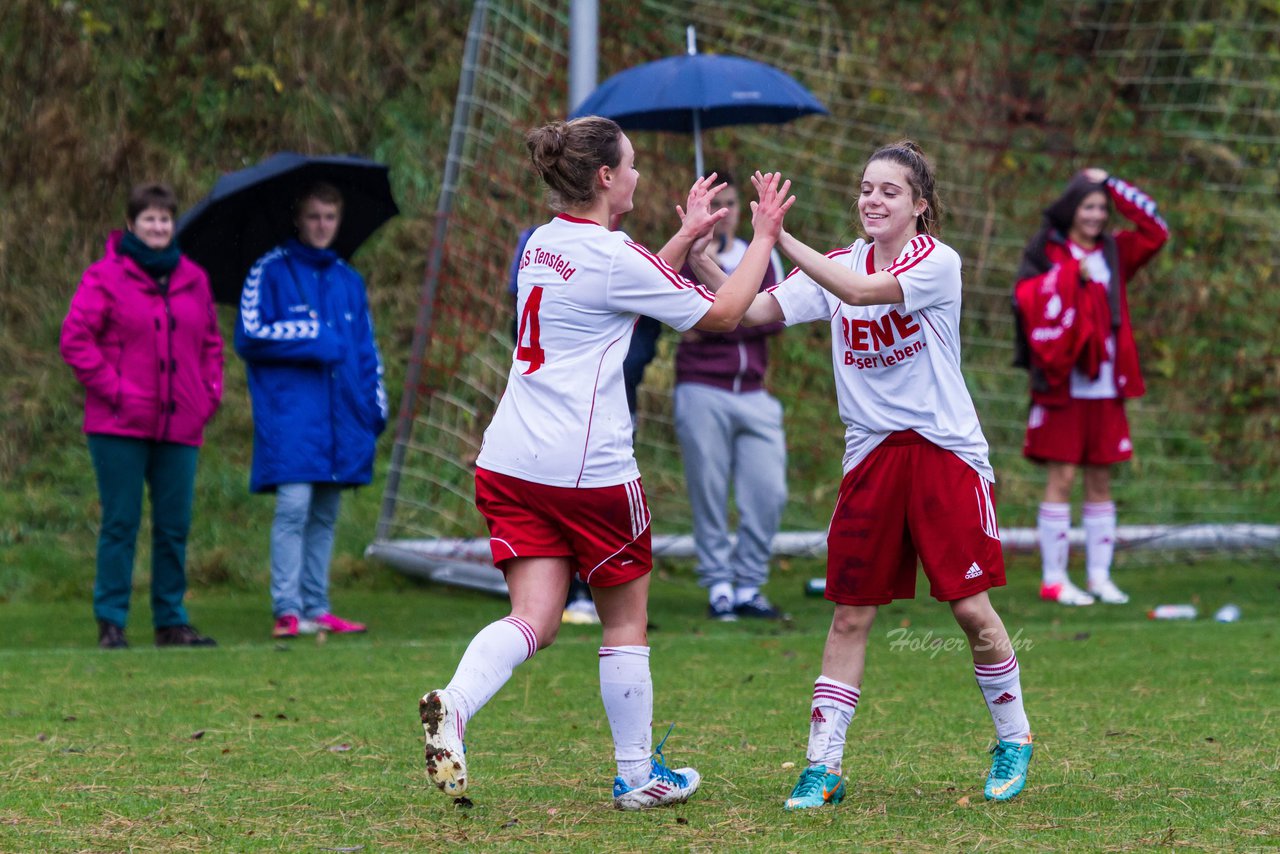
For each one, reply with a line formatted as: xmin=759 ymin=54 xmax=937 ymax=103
xmin=515 ymin=285 xmax=546 ymax=374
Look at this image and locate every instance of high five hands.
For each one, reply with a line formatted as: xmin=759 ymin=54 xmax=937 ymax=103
xmin=748 ymin=171 xmax=795 ymax=242
xmin=676 ymin=172 xmax=729 ymax=241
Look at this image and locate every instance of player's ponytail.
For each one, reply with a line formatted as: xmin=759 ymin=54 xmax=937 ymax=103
xmin=525 ymin=117 xmax=623 ymax=211
xmin=866 ymin=140 xmax=943 ymax=237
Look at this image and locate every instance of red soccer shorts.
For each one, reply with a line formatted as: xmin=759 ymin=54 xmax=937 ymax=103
xmin=1023 ymin=397 xmax=1132 ymax=466
xmin=474 ymin=467 xmax=652 ymax=587
xmin=825 ymin=431 xmax=1006 ymax=605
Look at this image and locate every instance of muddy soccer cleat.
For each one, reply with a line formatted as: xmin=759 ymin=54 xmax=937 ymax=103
xmin=985 ymin=738 xmax=1033 ymax=801
xmin=784 ymin=765 xmax=846 ymax=810
xmin=420 ymin=690 xmax=467 ymax=796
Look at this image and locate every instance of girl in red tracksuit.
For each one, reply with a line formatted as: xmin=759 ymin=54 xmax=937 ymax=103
xmin=1013 ymin=169 xmax=1169 ymax=607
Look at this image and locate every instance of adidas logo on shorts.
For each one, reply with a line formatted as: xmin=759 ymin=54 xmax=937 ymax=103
xmin=965 ymin=563 xmax=983 ymax=580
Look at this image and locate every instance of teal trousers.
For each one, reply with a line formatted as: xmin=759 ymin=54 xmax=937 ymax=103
xmin=87 ymin=434 xmax=199 ymax=629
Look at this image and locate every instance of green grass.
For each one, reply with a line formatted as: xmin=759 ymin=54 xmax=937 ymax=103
xmin=2 ymin=555 xmax=1277 ymax=851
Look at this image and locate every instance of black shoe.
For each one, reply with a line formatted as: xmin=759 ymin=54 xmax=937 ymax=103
xmin=154 ymin=624 xmax=218 ymax=647
xmin=707 ymin=595 xmax=739 ymax=622
xmin=98 ymin=621 xmax=128 ymax=650
xmin=734 ymin=593 xmax=785 ymax=620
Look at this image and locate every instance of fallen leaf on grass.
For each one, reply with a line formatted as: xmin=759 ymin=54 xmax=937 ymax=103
xmin=36 ymin=733 xmax=47 ymax=742
xmin=676 ymin=816 xmax=689 ymax=825
xmin=546 ymin=808 xmax=557 ymax=816
xmin=956 ymin=795 xmax=971 ymax=807
xmin=781 ymin=761 xmax=796 ymax=770
xmin=189 ymin=731 xmax=205 ymax=740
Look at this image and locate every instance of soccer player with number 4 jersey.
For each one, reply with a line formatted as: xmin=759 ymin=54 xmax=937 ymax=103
xmin=693 ymin=141 xmax=1033 ymax=808
xmin=417 ymin=116 xmax=794 ymax=810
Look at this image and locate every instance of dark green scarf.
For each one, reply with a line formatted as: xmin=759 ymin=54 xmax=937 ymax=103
xmin=119 ymin=230 xmax=181 ymax=286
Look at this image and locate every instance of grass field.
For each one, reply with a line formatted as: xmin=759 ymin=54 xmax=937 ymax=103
xmin=2 ymin=553 xmax=1277 ymax=852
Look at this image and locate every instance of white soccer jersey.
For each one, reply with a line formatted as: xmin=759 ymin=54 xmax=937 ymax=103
xmin=769 ymin=235 xmax=994 ymax=481
xmin=1066 ymin=241 xmax=1118 ymax=399
xmin=477 ymin=214 xmax=715 ymax=487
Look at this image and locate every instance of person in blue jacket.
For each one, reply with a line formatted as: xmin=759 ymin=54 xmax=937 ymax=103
xmin=235 ymin=182 xmax=388 ymax=639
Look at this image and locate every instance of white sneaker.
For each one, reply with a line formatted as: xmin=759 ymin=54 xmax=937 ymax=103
xmin=1040 ymin=580 xmax=1095 ymax=606
xmin=612 ymin=760 xmax=701 ymax=810
xmin=420 ymin=690 xmax=467 ymax=795
xmin=1088 ymin=579 xmax=1130 ymax=604
xmin=561 ymin=597 xmax=600 ymax=625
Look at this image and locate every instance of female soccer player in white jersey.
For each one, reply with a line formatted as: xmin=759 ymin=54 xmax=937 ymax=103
xmin=698 ymin=141 xmax=1032 ymax=807
xmin=418 ymin=116 xmax=794 ymax=810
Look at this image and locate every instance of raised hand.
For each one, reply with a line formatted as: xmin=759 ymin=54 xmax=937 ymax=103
xmin=748 ymin=171 xmax=796 ymax=242
xmin=676 ymin=172 xmax=729 ymax=239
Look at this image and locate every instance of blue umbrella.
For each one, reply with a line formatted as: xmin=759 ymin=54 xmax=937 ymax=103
xmin=571 ymin=28 xmax=827 ymax=177
xmin=177 ymin=152 xmax=398 ymax=304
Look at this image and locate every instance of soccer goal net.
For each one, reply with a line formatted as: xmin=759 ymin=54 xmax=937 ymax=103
xmin=370 ymin=0 xmax=1279 ymax=591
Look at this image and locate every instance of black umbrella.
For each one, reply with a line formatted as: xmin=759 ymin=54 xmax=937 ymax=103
xmin=176 ymin=152 xmax=399 ymax=304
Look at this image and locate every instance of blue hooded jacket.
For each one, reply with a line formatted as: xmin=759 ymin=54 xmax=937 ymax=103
xmin=235 ymin=239 xmax=388 ymax=493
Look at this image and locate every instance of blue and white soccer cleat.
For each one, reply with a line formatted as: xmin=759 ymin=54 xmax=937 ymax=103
xmin=984 ymin=738 xmax=1033 ymax=801
xmin=420 ymin=690 xmax=467 ymax=796
xmin=612 ymin=726 xmax=701 ymax=810
xmin=784 ymin=765 xmax=846 ymax=810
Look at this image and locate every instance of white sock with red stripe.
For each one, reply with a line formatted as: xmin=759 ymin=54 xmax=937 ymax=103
xmin=974 ymin=654 xmax=1031 ymax=742
xmin=1083 ymin=501 xmax=1117 ymax=587
xmin=599 ymin=645 xmax=653 ymax=788
xmin=443 ymin=616 xmax=538 ymax=729
xmin=806 ymin=675 xmax=859 ymax=775
xmin=1038 ymin=502 xmax=1072 ymax=586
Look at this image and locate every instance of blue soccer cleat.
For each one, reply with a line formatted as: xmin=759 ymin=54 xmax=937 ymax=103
xmin=784 ymin=765 xmax=846 ymax=810
xmin=984 ymin=738 xmax=1033 ymax=801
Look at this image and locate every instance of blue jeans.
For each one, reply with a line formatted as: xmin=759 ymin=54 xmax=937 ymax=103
xmin=673 ymin=384 xmax=788 ymax=590
xmin=270 ymin=483 xmax=342 ymax=619
xmin=87 ymin=434 xmax=199 ymax=629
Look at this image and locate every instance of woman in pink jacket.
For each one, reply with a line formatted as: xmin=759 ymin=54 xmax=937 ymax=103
xmin=60 ymin=183 xmax=224 ymax=649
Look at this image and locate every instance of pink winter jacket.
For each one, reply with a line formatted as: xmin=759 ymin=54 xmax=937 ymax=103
xmin=60 ymin=231 xmax=223 ymax=447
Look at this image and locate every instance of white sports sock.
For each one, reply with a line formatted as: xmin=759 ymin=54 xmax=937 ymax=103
xmin=974 ymin=654 xmax=1031 ymax=743
xmin=806 ymin=675 xmax=859 ymax=775
xmin=443 ymin=616 xmax=538 ymax=729
xmin=1038 ymin=502 xmax=1072 ymax=586
xmin=734 ymin=586 xmax=759 ymax=605
xmin=1083 ymin=501 xmax=1117 ymax=587
xmin=709 ymin=582 xmax=733 ymax=604
xmin=599 ymin=645 xmax=653 ymax=788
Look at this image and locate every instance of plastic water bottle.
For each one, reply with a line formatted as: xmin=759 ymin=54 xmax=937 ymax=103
xmin=804 ymin=578 xmax=826 ymax=597
xmin=1148 ymin=604 xmax=1197 ymax=620
xmin=1214 ymin=604 xmax=1241 ymax=623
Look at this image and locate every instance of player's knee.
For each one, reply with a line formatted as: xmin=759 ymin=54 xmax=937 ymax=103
xmin=950 ymin=597 xmax=997 ymax=636
xmin=830 ymin=606 xmax=875 ymax=639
